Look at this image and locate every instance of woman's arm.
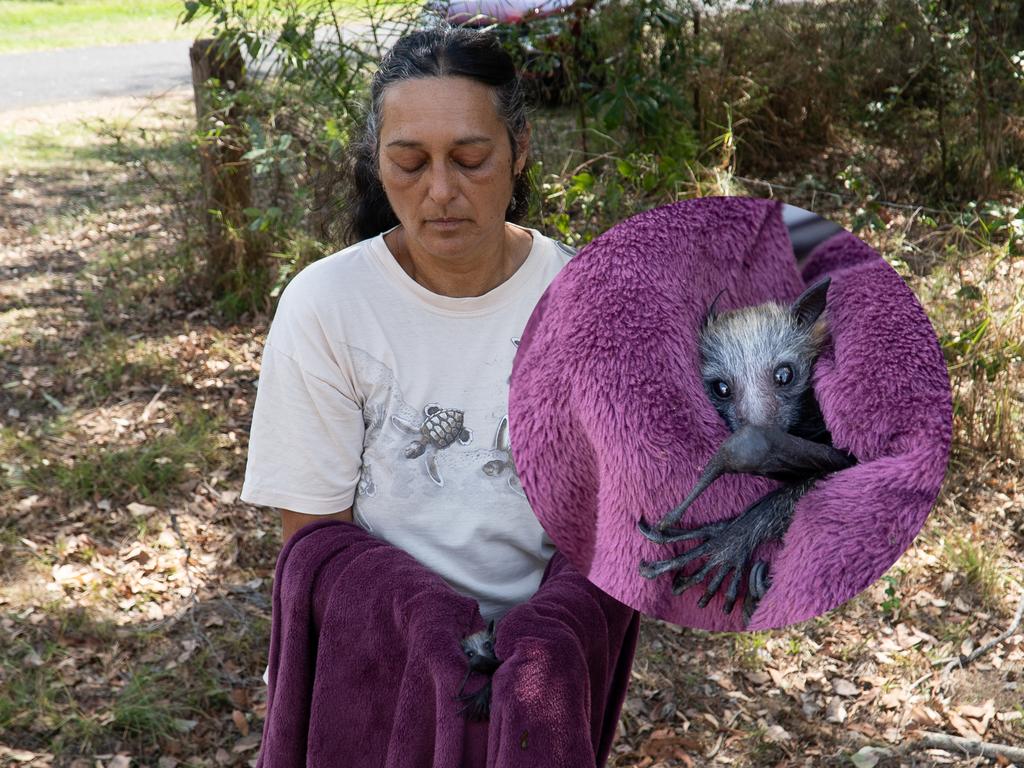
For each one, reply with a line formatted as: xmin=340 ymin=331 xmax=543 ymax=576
xmin=280 ymin=507 xmax=353 ymax=545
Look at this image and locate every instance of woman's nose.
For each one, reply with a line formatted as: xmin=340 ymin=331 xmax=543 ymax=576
xmin=426 ymin=162 xmax=458 ymax=205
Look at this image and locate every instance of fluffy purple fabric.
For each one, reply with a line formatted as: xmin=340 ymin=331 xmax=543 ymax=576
xmin=508 ymin=197 xmax=951 ymax=630
xmin=257 ymin=519 xmax=639 ymax=767
xmin=757 ymin=231 xmax=952 ymax=628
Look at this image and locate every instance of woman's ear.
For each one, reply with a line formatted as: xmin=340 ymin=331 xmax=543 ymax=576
xmin=513 ymin=123 xmax=532 ymax=176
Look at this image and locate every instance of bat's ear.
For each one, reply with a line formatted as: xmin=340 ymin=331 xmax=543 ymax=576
xmin=791 ymin=277 xmax=830 ymax=327
xmin=703 ymin=289 xmax=727 ymax=327
xmin=487 ymin=619 xmax=496 ymax=635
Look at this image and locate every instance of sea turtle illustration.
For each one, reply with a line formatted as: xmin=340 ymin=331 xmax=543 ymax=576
xmin=482 ymin=414 xmax=525 ymax=497
xmin=391 ymin=404 xmax=473 ymax=486
xmin=363 ymin=402 xmax=388 ymax=443
xmin=356 ymin=464 xmax=376 ymax=497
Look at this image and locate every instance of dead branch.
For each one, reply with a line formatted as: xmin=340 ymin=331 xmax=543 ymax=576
xmin=937 ymin=579 xmax=1024 ymax=678
xmin=140 ymin=383 xmax=168 ymax=422
xmin=908 ymin=731 xmax=1024 ymax=763
xmin=731 ymin=174 xmax=950 ymax=214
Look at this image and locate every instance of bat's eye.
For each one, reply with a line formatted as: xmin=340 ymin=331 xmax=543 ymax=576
xmin=711 ymin=380 xmax=731 ymax=399
xmin=483 ymin=641 xmax=494 ymax=654
xmin=774 ymin=364 xmax=793 ymax=386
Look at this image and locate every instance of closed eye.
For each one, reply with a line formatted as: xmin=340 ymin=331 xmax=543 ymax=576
xmin=455 ymin=157 xmax=485 ymax=170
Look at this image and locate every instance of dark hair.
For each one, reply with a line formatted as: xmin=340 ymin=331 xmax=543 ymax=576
xmin=345 ymin=24 xmax=531 ymax=243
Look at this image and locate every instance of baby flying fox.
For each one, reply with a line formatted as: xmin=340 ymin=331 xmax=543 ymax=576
xmin=455 ymin=620 xmax=501 ymax=721
xmin=638 ymin=278 xmax=856 ymax=619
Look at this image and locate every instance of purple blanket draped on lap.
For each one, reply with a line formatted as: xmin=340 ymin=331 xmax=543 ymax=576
xmin=508 ymin=197 xmax=952 ymax=630
xmin=257 ymin=519 xmax=640 ymax=768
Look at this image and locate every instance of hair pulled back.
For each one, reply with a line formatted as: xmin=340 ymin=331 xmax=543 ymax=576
xmin=346 ymin=24 xmax=531 ymax=243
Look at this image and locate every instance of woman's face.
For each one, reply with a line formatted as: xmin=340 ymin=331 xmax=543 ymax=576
xmin=377 ymin=75 xmax=527 ymax=261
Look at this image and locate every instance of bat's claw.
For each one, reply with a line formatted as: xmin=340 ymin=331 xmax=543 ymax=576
xmin=741 ymin=560 xmax=772 ymax=624
xmin=640 ymin=486 xmax=794 ymax=617
xmin=639 ymin=557 xmax=670 ymax=579
xmin=455 ymin=681 xmax=493 ymax=721
xmin=639 ymin=516 xmax=726 ymax=545
xmin=748 ymin=559 xmax=772 ymax=599
xmin=638 ymin=518 xmax=732 ymax=580
xmin=637 ymin=517 xmax=670 ymax=544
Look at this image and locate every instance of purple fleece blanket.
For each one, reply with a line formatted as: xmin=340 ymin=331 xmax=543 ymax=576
xmin=257 ymin=519 xmax=639 ymax=767
xmin=508 ymin=197 xmax=952 ymax=630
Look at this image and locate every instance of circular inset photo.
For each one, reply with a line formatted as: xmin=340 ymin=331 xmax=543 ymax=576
xmin=508 ymin=196 xmax=952 ymax=631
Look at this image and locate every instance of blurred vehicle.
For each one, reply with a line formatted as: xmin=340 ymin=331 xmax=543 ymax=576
xmin=423 ymin=0 xmax=597 ymax=104
xmin=781 ymin=204 xmax=844 ymax=262
xmin=425 ymin=0 xmax=580 ymax=24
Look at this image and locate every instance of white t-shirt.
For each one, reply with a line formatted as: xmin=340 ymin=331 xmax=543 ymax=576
xmin=240 ymin=225 xmax=575 ymax=621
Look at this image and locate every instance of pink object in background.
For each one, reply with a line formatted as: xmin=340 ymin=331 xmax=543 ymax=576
xmin=425 ymin=0 xmax=581 ymax=24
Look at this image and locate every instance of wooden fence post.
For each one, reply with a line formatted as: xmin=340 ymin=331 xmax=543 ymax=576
xmin=189 ymin=38 xmax=257 ymax=298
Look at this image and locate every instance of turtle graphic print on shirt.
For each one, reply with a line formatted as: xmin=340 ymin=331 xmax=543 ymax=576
xmin=346 ymin=344 xmax=522 ymax=501
xmin=392 ymin=404 xmax=474 ymax=487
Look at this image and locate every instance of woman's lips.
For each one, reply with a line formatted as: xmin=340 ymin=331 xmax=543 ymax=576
xmin=427 ymin=218 xmax=466 ymax=230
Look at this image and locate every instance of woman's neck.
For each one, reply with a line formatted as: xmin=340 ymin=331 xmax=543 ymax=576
xmin=384 ymin=223 xmax=533 ymax=298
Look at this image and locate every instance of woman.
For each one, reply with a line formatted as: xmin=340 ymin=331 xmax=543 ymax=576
xmin=240 ymin=24 xmax=576 ymax=625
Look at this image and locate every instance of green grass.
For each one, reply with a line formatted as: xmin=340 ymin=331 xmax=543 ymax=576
xmin=0 ymin=613 xmax=231 ymax=756
xmin=0 ymin=1 xmax=197 ymax=54
xmin=0 ymin=651 xmax=69 ymax=737
xmin=943 ymin=533 xmax=1004 ymax=608
xmin=40 ymin=419 xmax=216 ymax=503
xmin=110 ymin=668 xmax=187 ymax=748
xmin=10 ymin=409 xmax=223 ymax=504
xmin=730 ymin=631 xmax=770 ymax=670
xmin=0 ymin=607 xmax=112 ymax=747
xmin=0 ymin=117 xmax=114 ymax=169
xmin=57 ymin=330 xmax=182 ymax=404
xmin=0 ymin=625 xmax=191 ymax=756
xmin=0 ymin=97 xmax=195 ymax=172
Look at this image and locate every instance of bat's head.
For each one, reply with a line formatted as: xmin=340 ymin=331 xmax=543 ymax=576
xmin=699 ymin=278 xmax=830 ymax=434
xmin=461 ymin=620 xmax=500 ymax=674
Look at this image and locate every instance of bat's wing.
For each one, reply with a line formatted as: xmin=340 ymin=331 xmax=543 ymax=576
xmin=641 ymin=425 xmax=855 ymax=534
xmin=756 ymin=429 xmax=856 ymax=480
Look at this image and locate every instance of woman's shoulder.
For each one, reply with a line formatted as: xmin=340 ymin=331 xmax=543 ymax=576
xmin=551 ymin=239 xmax=578 ymax=260
xmin=517 ymin=225 xmax=577 ymax=268
xmin=279 ymin=235 xmax=391 ymax=309
xmin=269 ymin=236 xmax=383 ymax=338
xmin=284 ymin=237 xmax=380 ymax=297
